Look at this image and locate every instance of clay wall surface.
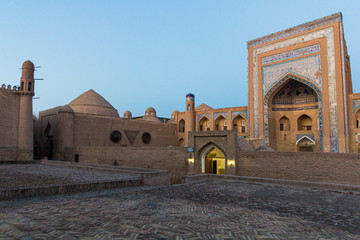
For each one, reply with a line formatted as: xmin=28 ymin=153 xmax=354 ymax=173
xmin=65 ymin=146 xmax=187 ymax=183
xmin=0 ymin=88 xmax=19 ymax=160
xmin=73 ymin=114 xmax=177 ymax=147
xmin=237 ymin=151 xmax=360 ymax=185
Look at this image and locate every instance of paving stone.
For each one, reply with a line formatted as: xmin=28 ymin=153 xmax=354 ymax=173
xmin=0 ymin=180 xmax=360 ymax=239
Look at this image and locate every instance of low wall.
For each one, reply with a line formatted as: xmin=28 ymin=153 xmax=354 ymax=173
xmin=65 ymin=146 xmax=187 ymax=184
xmin=0 ymin=179 xmax=142 ymax=200
xmin=237 ymin=152 xmax=360 ymax=185
xmin=0 ymin=147 xmax=17 ymax=161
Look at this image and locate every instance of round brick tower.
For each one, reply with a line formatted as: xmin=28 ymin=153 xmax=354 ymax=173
xmin=17 ymin=60 xmax=35 ymax=160
xmin=184 ymin=93 xmax=195 ymax=146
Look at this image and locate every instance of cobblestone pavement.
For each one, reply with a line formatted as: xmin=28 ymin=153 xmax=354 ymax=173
xmin=1 ymin=180 xmax=360 ymax=239
xmin=0 ymin=164 xmax=139 ymax=189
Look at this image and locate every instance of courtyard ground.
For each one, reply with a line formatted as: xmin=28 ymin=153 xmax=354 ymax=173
xmin=0 ymin=177 xmax=359 ymax=239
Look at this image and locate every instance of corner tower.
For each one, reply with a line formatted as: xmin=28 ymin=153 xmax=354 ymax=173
xmin=184 ymin=93 xmax=195 ymax=146
xmin=18 ymin=60 xmax=35 ymax=160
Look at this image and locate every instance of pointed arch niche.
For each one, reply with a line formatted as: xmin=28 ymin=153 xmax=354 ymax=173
xmin=199 ymin=143 xmax=227 ymax=174
xmin=264 ymin=74 xmax=322 ymax=152
xmin=233 ymin=114 xmax=247 ymax=135
xmin=215 ymin=115 xmax=227 ymax=130
xmin=199 ymin=116 xmax=210 ymax=131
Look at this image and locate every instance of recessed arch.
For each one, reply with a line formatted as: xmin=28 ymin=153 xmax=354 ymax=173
xmin=215 ymin=115 xmax=227 ymax=130
xmin=179 ymin=119 xmax=185 ymax=133
xmin=297 ymin=114 xmax=313 ymax=131
xmin=355 ymin=109 xmax=360 ymax=129
xmin=279 ymin=116 xmax=290 ymax=131
xmin=199 ymin=116 xmax=210 ymax=131
xmin=233 ymin=114 xmax=247 ymax=133
xmin=263 ymin=73 xmax=322 ymax=151
xmin=198 ymin=142 xmax=227 ymax=174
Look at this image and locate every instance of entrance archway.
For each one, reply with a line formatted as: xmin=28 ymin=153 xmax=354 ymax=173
xmin=297 ymin=136 xmax=315 ymax=152
xmin=201 ymin=146 xmax=226 ymax=174
xmin=265 ymin=75 xmax=321 ymax=151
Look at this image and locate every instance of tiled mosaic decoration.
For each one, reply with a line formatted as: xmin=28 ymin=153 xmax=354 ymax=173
xmin=197 ymin=113 xmax=211 ymax=122
xmin=262 ymin=54 xmax=322 ymax=94
xmin=353 ymin=99 xmax=360 ymax=113
xmin=263 ymin=74 xmax=323 ymax=152
xmin=214 ymin=112 xmax=228 ymax=120
xmin=296 ymin=134 xmax=315 ymax=142
xmin=231 ymin=111 xmax=248 ymax=119
xmin=272 ymin=106 xmax=318 ymax=111
xmin=250 ymin=26 xmax=338 ymax=152
xmin=262 ymin=44 xmax=320 ymax=65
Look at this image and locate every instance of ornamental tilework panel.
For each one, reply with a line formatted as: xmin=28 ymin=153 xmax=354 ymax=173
xmin=231 ymin=111 xmax=248 ymax=119
xmin=262 ymin=44 xmax=320 ymax=65
xmin=353 ymin=99 xmax=360 ymax=113
xmin=262 ymin=54 xmax=322 ymax=94
xmin=251 ymin=26 xmax=338 ymax=152
xmin=214 ymin=112 xmax=228 ymax=120
xmin=197 ymin=113 xmax=211 ymax=122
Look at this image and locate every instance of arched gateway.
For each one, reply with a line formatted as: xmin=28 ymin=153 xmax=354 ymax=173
xmin=264 ymin=74 xmax=322 ymax=152
xmin=199 ymin=144 xmax=226 ymax=174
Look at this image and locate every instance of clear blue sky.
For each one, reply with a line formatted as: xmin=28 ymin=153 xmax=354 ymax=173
xmin=1 ymin=0 xmax=359 ymax=117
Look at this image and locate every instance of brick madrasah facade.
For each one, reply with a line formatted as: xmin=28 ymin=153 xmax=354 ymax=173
xmin=1 ymin=13 xmax=360 ymax=181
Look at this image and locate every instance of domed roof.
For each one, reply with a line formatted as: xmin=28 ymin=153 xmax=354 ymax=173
xmin=69 ymin=89 xmax=119 ymax=117
xmin=22 ymin=60 xmax=34 ymax=70
xmin=145 ymin=107 xmax=156 ymax=115
xmin=186 ymin=93 xmax=194 ymax=98
xmin=123 ymin=110 xmax=132 ymax=118
xmin=143 ymin=107 xmax=161 ymax=122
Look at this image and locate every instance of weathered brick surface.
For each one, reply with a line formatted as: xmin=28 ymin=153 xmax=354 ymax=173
xmin=66 ymin=146 xmax=187 ymax=184
xmin=0 ymin=88 xmax=20 ymax=160
xmin=237 ymin=151 xmax=360 ymax=185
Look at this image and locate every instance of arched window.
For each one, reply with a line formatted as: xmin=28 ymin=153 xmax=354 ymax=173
xmin=215 ymin=116 xmax=227 ymax=130
xmin=199 ymin=117 xmax=210 ymax=131
xmin=279 ymin=116 xmax=290 ymax=131
xmin=179 ymin=119 xmax=185 ymax=133
xmin=297 ymin=114 xmax=312 ymax=131
xmin=233 ymin=115 xmax=246 ymax=133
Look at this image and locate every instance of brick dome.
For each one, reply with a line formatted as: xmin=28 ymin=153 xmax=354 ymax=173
xmin=69 ymin=89 xmax=119 ymax=117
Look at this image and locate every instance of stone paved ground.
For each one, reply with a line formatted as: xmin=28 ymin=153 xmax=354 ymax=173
xmin=0 ymin=180 xmax=360 ymax=239
xmin=0 ymin=164 xmax=139 ymax=189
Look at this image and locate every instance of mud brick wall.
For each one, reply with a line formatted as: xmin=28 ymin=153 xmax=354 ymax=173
xmin=0 ymin=89 xmax=20 ymax=160
xmin=237 ymin=152 xmax=360 ymax=185
xmin=66 ymin=146 xmax=187 ymax=183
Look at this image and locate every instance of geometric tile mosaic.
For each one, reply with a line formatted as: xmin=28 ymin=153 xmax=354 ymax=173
xmin=231 ymin=111 xmax=248 ymax=119
xmin=214 ymin=112 xmax=228 ymax=120
xmin=353 ymin=99 xmax=360 ymax=113
xmin=197 ymin=113 xmax=211 ymax=122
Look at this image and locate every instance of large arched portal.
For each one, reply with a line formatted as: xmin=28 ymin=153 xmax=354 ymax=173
xmin=267 ymin=78 xmax=320 ymax=152
xmin=201 ymin=146 xmax=226 ymax=174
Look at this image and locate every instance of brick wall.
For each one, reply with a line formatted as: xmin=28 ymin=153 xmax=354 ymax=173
xmin=237 ymin=151 xmax=360 ymax=185
xmin=0 ymin=89 xmax=19 ymax=160
xmin=65 ymin=146 xmax=187 ymax=184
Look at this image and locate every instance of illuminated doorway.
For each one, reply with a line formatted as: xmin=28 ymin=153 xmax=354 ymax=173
xmin=202 ymin=147 xmax=225 ymax=174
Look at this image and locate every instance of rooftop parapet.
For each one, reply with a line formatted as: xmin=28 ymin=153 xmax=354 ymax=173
xmin=247 ymin=12 xmax=342 ymax=49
